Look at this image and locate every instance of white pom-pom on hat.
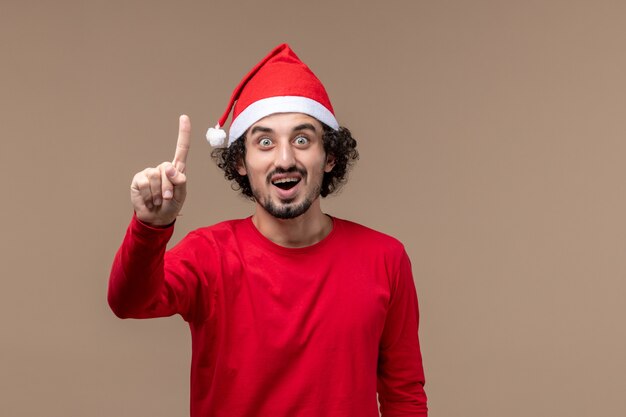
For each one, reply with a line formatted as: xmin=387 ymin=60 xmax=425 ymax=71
xmin=206 ymin=125 xmax=227 ymax=147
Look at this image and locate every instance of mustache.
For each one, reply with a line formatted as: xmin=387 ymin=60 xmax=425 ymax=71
xmin=266 ymin=166 xmax=307 ymax=184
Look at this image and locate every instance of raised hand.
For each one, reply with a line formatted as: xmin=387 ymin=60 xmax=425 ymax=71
xmin=130 ymin=115 xmax=191 ymax=226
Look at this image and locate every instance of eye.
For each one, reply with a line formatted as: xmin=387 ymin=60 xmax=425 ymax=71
xmin=294 ymin=136 xmax=309 ymax=146
xmin=259 ymin=137 xmax=273 ymax=147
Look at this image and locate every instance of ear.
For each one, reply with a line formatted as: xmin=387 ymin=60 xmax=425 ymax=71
xmin=324 ymin=154 xmax=336 ymax=173
xmin=236 ymin=158 xmax=247 ymax=176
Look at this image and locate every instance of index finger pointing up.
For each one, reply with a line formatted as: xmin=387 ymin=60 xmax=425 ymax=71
xmin=173 ymin=114 xmax=191 ymax=173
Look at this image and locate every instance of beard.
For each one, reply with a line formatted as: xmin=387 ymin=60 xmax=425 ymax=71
xmin=256 ymin=184 xmax=321 ymax=219
xmin=251 ymin=166 xmax=323 ymax=220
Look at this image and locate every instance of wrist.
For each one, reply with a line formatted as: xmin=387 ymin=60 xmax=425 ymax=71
xmin=134 ymin=213 xmax=176 ymax=229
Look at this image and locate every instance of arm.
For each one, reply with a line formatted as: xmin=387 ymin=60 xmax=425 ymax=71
xmin=108 ymin=216 xmax=174 ymax=318
xmin=107 ymin=115 xmax=198 ymax=320
xmin=377 ymin=250 xmax=428 ymax=417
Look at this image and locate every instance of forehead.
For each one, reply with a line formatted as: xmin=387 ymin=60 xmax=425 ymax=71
xmin=248 ymin=112 xmax=323 ymax=132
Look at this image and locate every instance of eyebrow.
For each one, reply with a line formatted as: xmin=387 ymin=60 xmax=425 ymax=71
xmin=249 ymin=123 xmax=318 ymax=136
xmin=292 ymin=123 xmax=318 ymax=133
xmin=250 ymin=125 xmax=273 ymax=135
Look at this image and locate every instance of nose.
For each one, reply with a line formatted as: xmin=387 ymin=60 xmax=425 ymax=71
xmin=275 ymin=141 xmax=296 ymax=169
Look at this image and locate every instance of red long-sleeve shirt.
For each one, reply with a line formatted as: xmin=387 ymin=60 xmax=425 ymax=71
xmin=108 ymin=215 xmax=427 ymax=416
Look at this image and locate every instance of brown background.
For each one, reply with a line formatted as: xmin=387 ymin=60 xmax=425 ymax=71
xmin=1 ymin=1 xmax=625 ymax=416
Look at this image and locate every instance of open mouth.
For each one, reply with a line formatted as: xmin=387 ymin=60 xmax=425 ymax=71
xmin=272 ymin=177 xmax=301 ymax=190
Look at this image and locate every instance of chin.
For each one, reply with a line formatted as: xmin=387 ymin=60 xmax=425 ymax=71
xmin=263 ymin=198 xmax=313 ymax=220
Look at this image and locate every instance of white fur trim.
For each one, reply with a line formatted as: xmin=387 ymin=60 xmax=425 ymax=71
xmin=228 ymin=96 xmax=339 ymax=145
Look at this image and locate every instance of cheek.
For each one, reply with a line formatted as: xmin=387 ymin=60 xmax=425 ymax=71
xmin=317 ymin=155 xmax=331 ymax=173
xmin=301 ymin=149 xmax=327 ymax=170
xmin=238 ymin=151 xmax=268 ymax=177
xmin=240 ymin=156 xmax=270 ymax=181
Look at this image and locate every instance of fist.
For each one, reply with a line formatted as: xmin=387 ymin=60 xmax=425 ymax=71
xmin=130 ymin=115 xmax=191 ymax=226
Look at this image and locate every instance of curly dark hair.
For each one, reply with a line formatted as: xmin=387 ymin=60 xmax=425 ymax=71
xmin=211 ymin=124 xmax=359 ymax=200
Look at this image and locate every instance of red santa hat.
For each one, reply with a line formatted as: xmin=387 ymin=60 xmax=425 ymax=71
xmin=206 ymin=43 xmax=339 ymax=147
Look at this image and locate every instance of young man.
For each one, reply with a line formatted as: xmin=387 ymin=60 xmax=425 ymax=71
xmin=108 ymin=44 xmax=427 ymax=417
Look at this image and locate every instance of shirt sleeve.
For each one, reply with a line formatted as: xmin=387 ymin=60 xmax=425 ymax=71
xmin=107 ymin=214 xmax=206 ymax=322
xmin=377 ymin=250 xmax=428 ymax=417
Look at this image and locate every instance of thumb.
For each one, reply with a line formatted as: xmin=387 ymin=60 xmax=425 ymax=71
xmin=165 ymin=164 xmax=187 ymax=200
xmin=165 ymin=164 xmax=185 ymax=184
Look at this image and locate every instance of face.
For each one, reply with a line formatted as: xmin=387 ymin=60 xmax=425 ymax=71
xmin=237 ymin=113 xmax=335 ymax=219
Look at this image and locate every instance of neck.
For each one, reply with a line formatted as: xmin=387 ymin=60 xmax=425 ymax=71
xmin=251 ymin=200 xmax=333 ymax=248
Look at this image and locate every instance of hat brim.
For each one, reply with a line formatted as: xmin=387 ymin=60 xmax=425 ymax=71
xmin=228 ymin=96 xmax=339 ymax=144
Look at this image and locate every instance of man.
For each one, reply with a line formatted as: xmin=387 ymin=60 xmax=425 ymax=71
xmin=108 ymin=43 xmax=427 ymax=416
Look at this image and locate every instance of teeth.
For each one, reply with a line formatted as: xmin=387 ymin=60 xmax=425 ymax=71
xmin=273 ymin=178 xmax=299 ymax=184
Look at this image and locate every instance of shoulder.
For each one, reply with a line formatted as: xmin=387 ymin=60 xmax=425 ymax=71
xmin=172 ymin=218 xmax=251 ymax=252
xmin=331 ymin=218 xmax=414 ymax=290
xmin=332 ymin=217 xmax=407 ymax=256
xmin=191 ymin=218 xmax=249 ymax=236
